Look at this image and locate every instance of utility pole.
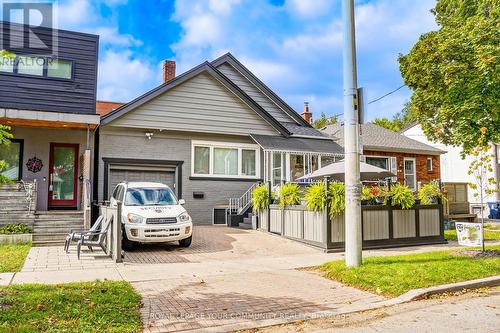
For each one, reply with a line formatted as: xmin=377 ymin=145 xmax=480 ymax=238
xmin=342 ymin=0 xmax=362 ymax=267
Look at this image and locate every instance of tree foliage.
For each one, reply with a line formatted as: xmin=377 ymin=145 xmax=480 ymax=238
xmin=372 ymin=104 xmax=417 ymax=132
xmin=399 ymin=0 xmax=500 ymax=151
xmin=313 ymin=112 xmax=337 ymax=129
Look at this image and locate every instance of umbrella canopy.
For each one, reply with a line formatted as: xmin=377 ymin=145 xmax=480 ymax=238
xmin=299 ymin=160 xmax=396 ymax=181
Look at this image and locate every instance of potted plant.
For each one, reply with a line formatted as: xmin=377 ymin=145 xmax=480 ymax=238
xmin=0 ymin=223 xmax=32 ymax=244
xmin=418 ymin=181 xmax=446 ymax=205
xmin=251 ymin=184 xmax=270 ymax=212
xmin=328 ymin=182 xmax=345 ymax=217
xmin=279 ymin=183 xmax=302 ymax=208
xmin=305 ymin=182 xmax=326 ymax=212
xmin=389 ymin=183 xmax=415 ymax=209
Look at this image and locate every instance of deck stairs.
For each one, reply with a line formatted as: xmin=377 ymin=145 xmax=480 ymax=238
xmin=229 ymin=182 xmax=259 ymax=229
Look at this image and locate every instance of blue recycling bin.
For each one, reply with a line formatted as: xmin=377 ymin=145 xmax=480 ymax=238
xmin=487 ymin=202 xmax=500 ymax=219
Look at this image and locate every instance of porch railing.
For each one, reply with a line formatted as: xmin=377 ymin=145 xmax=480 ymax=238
xmin=229 ymin=182 xmax=260 ymax=215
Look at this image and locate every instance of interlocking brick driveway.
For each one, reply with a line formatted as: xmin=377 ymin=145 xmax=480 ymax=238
xmin=124 ymin=226 xmax=385 ymax=333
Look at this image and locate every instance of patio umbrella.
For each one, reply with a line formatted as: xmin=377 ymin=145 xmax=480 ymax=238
xmin=299 ymin=160 xmax=395 ymax=181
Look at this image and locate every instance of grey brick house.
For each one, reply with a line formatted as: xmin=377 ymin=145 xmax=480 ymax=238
xmin=97 ymin=53 xmax=343 ymax=225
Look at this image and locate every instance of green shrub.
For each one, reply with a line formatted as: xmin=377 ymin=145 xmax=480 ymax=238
xmin=0 ymin=160 xmax=13 ymax=185
xmin=389 ymin=184 xmax=415 ymax=209
xmin=279 ymin=183 xmax=302 ymax=208
xmin=251 ymin=184 xmax=270 ymax=212
xmin=0 ymin=224 xmax=32 ymax=234
xmin=305 ymin=182 xmax=326 ymax=212
xmin=418 ymin=181 xmax=446 ymax=205
xmin=328 ymin=182 xmax=345 ymax=217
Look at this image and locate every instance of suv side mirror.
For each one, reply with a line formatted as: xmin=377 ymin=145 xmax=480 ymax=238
xmin=178 ymin=199 xmax=185 ymax=205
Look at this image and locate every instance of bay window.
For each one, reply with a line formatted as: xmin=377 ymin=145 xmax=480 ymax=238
xmin=192 ymin=141 xmax=259 ymax=178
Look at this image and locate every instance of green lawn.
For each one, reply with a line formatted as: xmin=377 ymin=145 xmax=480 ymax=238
xmin=320 ymin=246 xmax=500 ymax=297
xmin=445 ymin=229 xmax=500 ymax=241
xmin=0 ymin=243 xmax=31 ymax=273
xmin=0 ymin=281 xmax=142 ymax=332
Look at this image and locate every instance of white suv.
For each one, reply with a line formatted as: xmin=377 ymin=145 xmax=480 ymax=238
xmin=110 ymin=182 xmax=193 ymax=249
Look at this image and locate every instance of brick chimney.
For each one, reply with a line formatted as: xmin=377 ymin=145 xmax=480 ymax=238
xmin=301 ymin=102 xmax=313 ymax=124
xmin=162 ymin=60 xmax=176 ymax=83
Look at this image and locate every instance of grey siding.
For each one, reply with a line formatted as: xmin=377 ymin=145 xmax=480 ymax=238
xmin=109 ymin=72 xmax=278 ymax=136
xmin=98 ymin=128 xmax=262 ymax=225
xmin=216 ymin=63 xmax=296 ymax=124
xmin=10 ymin=126 xmax=93 ymax=211
xmin=0 ymin=22 xmax=98 ymax=115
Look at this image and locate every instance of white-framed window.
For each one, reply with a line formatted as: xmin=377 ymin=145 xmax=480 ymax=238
xmin=427 ymin=157 xmax=433 ymax=172
xmin=191 ymin=141 xmax=260 ymax=179
xmin=365 ymin=156 xmax=390 ymax=170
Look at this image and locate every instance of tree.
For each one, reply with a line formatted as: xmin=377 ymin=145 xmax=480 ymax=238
xmin=313 ymin=112 xmax=337 ymax=129
xmin=372 ymin=103 xmax=416 ymax=132
xmin=468 ymin=127 xmax=498 ymax=252
xmin=399 ymin=0 xmax=500 ymax=151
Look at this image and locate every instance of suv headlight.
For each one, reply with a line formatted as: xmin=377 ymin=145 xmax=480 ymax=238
xmin=178 ymin=212 xmax=191 ymax=223
xmin=127 ymin=213 xmax=144 ymax=224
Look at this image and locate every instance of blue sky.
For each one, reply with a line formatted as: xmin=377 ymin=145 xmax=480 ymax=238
xmin=47 ymin=0 xmax=437 ymax=120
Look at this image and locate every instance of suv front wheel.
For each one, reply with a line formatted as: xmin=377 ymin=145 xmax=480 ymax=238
xmin=179 ymin=236 xmax=192 ymax=247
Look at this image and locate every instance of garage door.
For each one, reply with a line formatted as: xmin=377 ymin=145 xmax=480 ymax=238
xmin=109 ymin=168 xmax=175 ymax=195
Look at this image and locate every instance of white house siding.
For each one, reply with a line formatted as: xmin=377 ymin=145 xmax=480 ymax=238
xmin=216 ymin=63 xmax=296 ymax=124
xmin=108 ymin=72 xmax=279 ymax=136
xmin=402 ymin=124 xmax=500 ymax=214
xmin=98 ymin=127 xmax=263 ymax=225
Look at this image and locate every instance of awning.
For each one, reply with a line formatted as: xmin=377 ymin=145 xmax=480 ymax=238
xmin=299 ymin=160 xmax=395 ymax=181
xmin=250 ymin=134 xmax=344 ymax=155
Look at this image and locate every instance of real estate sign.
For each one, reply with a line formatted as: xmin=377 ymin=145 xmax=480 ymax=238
xmin=455 ymin=222 xmax=483 ymax=247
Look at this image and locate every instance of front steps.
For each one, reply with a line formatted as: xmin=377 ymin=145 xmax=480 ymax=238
xmin=33 ymin=211 xmax=84 ymax=247
xmin=0 ymin=185 xmax=35 ymax=227
xmin=239 ymin=212 xmax=254 ymax=229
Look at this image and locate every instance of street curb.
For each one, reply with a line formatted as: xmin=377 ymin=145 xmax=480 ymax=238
xmin=171 ymin=275 xmax=500 ymax=333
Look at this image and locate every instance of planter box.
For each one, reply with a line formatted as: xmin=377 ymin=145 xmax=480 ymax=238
xmin=0 ymin=233 xmax=32 ymax=244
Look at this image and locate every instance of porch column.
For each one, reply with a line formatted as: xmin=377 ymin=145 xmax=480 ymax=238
xmin=81 ymin=149 xmax=91 ymax=229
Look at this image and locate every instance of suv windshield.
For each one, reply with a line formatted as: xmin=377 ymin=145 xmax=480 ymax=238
xmin=124 ymin=187 xmax=178 ymax=206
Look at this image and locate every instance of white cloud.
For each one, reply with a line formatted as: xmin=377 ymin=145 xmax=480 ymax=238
xmin=178 ymin=14 xmax=221 ymax=47
xmin=56 ymin=0 xmax=95 ymax=27
xmin=91 ymin=27 xmax=142 ymax=47
xmin=97 ymin=50 xmax=157 ymax=102
xmin=285 ymin=0 xmax=333 ymax=19
xmin=208 ymin=0 xmax=241 ymax=15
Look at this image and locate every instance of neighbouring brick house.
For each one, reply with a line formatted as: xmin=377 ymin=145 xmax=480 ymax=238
xmin=322 ymin=123 xmax=445 ymax=190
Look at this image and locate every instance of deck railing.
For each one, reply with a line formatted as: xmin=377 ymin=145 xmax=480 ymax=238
xmin=229 ymin=182 xmax=260 ymax=215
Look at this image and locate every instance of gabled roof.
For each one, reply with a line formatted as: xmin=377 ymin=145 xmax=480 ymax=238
xmin=211 ymin=53 xmax=312 ymax=128
xmin=322 ymin=123 xmax=445 ymax=155
xmin=101 ymin=61 xmax=291 ymax=136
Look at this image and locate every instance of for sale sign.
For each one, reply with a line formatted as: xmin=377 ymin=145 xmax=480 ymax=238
xmin=455 ymin=222 xmax=483 ymax=247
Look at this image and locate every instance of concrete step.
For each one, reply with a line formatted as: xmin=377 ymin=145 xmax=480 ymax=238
xmin=243 ymin=217 xmax=252 ymax=224
xmin=35 ymin=211 xmax=83 ymax=216
xmin=34 ymin=219 xmax=84 ymax=227
xmin=32 ymin=232 xmax=67 ymax=242
xmin=238 ymin=222 xmax=252 ymax=229
xmin=0 ymin=204 xmax=30 ymax=211
xmin=32 ymin=240 xmax=65 ymax=247
xmin=33 ymin=225 xmax=84 ymax=233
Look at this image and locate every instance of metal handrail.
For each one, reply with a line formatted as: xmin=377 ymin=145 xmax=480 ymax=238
xmin=18 ymin=180 xmax=37 ymax=212
xmin=229 ymin=182 xmax=260 ymax=215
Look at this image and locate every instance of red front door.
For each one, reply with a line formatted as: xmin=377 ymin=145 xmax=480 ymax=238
xmin=48 ymin=143 xmax=79 ymax=209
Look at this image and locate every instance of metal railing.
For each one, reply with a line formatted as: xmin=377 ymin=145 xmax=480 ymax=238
xmin=229 ymin=182 xmax=260 ymax=215
xmin=18 ymin=180 xmax=37 ymax=212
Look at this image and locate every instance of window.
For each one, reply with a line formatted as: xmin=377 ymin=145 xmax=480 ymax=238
xmin=242 ymin=149 xmax=256 ymax=176
xmin=47 ymin=59 xmax=73 ymax=79
xmin=427 ymin=158 xmax=433 ymax=172
xmin=125 ymin=187 xmax=177 ymax=206
xmin=0 ymin=139 xmax=23 ymax=181
xmin=17 ymin=56 xmax=44 ymax=76
xmin=193 ymin=146 xmax=209 ymax=174
xmin=272 ymin=152 xmax=283 ymax=186
xmin=365 ymin=156 xmax=389 ymax=170
xmin=192 ymin=141 xmax=259 ymax=178
xmin=290 ymin=154 xmax=305 ymax=181
xmin=213 ymin=148 xmax=238 ymax=175
xmin=0 ymin=57 xmax=14 ymax=72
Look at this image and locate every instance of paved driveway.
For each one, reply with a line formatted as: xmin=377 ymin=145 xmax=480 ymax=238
xmin=18 ymin=226 xmax=458 ymax=333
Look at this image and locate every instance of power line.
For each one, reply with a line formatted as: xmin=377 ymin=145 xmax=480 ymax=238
xmin=367 ymin=84 xmax=406 ymax=105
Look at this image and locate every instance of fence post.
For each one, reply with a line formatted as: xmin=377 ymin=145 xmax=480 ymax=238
xmin=113 ymin=201 xmax=123 ymax=263
xmin=267 ymin=181 xmax=271 ymax=232
xmin=324 ymin=176 xmax=331 ymax=248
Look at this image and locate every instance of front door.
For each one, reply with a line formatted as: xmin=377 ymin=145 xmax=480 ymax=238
xmin=48 ymin=143 xmax=79 ymax=209
xmin=404 ymin=158 xmax=417 ymax=191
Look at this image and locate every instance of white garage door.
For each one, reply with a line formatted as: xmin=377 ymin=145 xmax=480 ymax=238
xmin=109 ymin=168 xmax=175 ymax=195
